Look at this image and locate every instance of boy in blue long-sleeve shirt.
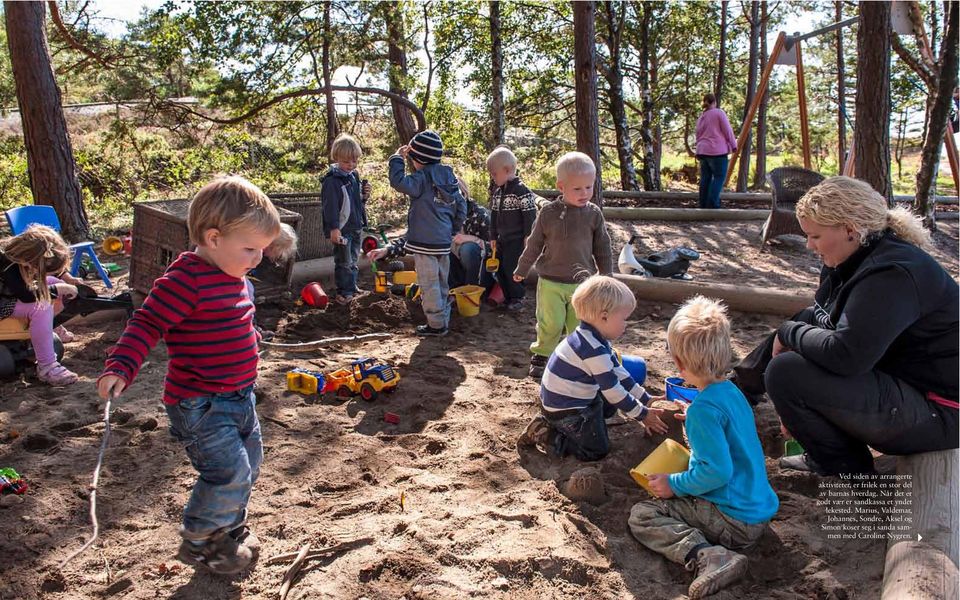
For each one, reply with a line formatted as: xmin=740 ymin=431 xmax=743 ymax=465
xmin=388 ymin=130 xmax=466 ymax=336
xmin=628 ymin=296 xmax=778 ymax=600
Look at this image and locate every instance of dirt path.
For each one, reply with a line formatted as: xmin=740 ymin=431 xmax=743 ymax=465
xmin=1 ymin=219 xmax=955 ymax=599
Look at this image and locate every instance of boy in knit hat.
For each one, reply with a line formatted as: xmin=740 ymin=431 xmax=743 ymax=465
xmin=513 ymin=151 xmax=613 ymax=377
xmin=388 ymin=130 xmax=467 ymax=336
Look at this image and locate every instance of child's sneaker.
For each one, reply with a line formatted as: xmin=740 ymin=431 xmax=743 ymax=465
xmin=177 ymin=529 xmax=253 ymax=575
xmin=229 ymin=525 xmax=260 ymax=558
xmin=54 ymin=325 xmax=76 ymax=343
xmin=779 ymin=452 xmax=827 ymax=474
xmin=528 ymin=354 xmax=548 ymax=379
xmin=334 ymin=295 xmax=352 ymax=305
xmin=504 ymin=299 xmax=524 ymax=311
xmin=416 ymin=324 xmax=448 ymax=337
xmin=38 ymin=363 xmax=78 ymax=386
xmin=517 ymin=415 xmax=552 ymax=448
xmin=686 ymin=546 xmax=748 ymax=599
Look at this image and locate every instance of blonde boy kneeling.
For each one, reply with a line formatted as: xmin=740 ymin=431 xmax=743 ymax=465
xmin=518 ymin=275 xmax=668 ymax=460
xmin=627 ymin=296 xmax=778 ymax=599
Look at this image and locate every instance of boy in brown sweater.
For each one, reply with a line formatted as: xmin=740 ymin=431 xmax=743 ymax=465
xmin=514 ymin=151 xmax=613 ymax=378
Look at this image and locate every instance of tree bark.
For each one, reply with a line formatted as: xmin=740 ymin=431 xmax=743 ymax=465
xmin=601 ymin=1 xmax=637 ymax=191
xmin=914 ymin=0 xmax=958 ymax=227
xmin=737 ymin=0 xmax=760 ymax=193
xmin=4 ymin=1 xmax=89 ymax=242
xmin=715 ymin=0 xmax=728 ymax=104
xmin=384 ymin=3 xmax=418 ymax=144
xmin=836 ymin=0 xmax=847 ymax=169
xmin=638 ymin=2 xmax=661 ymax=191
xmin=322 ymin=0 xmax=338 ymax=157
xmin=855 ymin=1 xmax=893 ymax=202
xmin=752 ymin=0 xmax=769 ymax=189
xmin=573 ymin=0 xmax=602 ymax=205
xmin=489 ymin=0 xmax=505 ymax=149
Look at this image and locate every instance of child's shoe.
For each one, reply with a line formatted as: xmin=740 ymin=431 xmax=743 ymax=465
xmin=517 ymin=414 xmax=552 ymax=448
xmin=779 ymin=452 xmax=827 ymax=474
xmin=229 ymin=525 xmax=260 ymax=558
xmin=38 ymin=363 xmax=78 ymax=386
xmin=334 ymin=295 xmax=352 ymax=305
xmin=177 ymin=529 xmax=253 ymax=575
xmin=54 ymin=325 xmax=76 ymax=343
xmin=416 ymin=324 xmax=448 ymax=337
xmin=528 ymin=354 xmax=548 ymax=379
xmin=504 ymin=299 xmax=524 ymax=311
xmin=686 ymin=546 xmax=748 ymax=599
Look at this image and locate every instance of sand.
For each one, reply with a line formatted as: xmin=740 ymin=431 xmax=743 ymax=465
xmin=1 ymin=218 xmax=955 ymax=599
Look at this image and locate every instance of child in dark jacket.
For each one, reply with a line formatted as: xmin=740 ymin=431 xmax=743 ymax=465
xmin=487 ymin=146 xmax=537 ymax=310
xmin=321 ymin=134 xmax=369 ymax=303
xmin=387 ymin=130 xmax=466 ymax=336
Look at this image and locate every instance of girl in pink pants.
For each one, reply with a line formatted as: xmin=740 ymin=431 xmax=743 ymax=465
xmin=1 ymin=224 xmax=80 ymax=385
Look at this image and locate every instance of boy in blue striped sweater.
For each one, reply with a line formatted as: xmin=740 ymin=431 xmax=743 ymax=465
xmin=518 ymin=275 xmax=669 ymax=460
xmin=628 ymin=296 xmax=778 ymax=599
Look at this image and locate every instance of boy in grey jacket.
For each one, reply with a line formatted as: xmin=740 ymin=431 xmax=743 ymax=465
xmin=388 ymin=130 xmax=467 ymax=336
xmin=514 ymin=151 xmax=613 ymax=377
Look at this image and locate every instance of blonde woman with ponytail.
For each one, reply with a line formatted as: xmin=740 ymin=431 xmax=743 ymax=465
xmin=0 ymin=224 xmax=80 ymax=384
xmin=732 ymin=176 xmax=958 ymax=476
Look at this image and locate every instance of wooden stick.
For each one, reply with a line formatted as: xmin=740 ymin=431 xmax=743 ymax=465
xmin=266 ymin=537 xmax=374 ymax=565
xmin=60 ymin=399 xmax=113 ymax=569
xmin=279 ymin=543 xmax=311 ymax=600
xmin=260 ymin=333 xmax=390 ymax=351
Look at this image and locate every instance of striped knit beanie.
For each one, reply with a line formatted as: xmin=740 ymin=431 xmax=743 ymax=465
xmin=408 ymin=130 xmax=444 ymax=164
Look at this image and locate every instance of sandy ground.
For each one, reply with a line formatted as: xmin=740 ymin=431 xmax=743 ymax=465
xmin=0 ymin=219 xmax=956 ymax=600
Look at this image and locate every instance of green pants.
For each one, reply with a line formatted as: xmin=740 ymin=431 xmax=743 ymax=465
xmin=530 ymin=277 xmax=581 ymax=357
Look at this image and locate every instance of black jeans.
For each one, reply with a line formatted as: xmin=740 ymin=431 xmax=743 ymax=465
xmin=763 ymin=351 xmax=959 ymax=475
xmin=496 ymin=237 xmax=527 ymax=303
xmin=543 ymin=394 xmax=618 ymax=462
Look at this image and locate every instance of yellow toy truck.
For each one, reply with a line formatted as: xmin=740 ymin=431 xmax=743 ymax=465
xmin=325 ymin=357 xmax=400 ymax=401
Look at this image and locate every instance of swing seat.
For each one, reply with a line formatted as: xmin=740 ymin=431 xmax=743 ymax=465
xmin=760 ymin=167 xmax=825 ymax=246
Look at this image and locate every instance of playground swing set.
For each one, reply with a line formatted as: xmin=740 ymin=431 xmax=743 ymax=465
xmin=724 ymin=4 xmax=959 ymax=193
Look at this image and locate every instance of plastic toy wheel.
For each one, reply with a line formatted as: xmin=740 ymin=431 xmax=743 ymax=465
xmin=337 ymin=385 xmax=352 ymax=398
xmin=0 ymin=345 xmax=16 ymax=379
xmin=361 ymin=236 xmax=380 ymax=255
xmin=677 ymin=247 xmax=700 ymax=261
xmin=386 ymin=260 xmax=405 ymax=273
xmin=360 ymin=382 xmax=378 ymax=401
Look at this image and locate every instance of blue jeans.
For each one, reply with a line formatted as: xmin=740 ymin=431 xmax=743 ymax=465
xmin=333 ymin=232 xmax=362 ymax=297
xmin=698 ymin=155 xmax=728 ymax=209
xmin=449 ymin=242 xmax=495 ymax=290
xmin=164 ymin=386 xmax=263 ymax=542
xmin=413 ymin=253 xmax=450 ymax=329
xmin=544 ymin=394 xmax=618 ymax=461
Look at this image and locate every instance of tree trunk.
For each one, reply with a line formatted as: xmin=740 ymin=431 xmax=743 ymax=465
xmin=322 ymin=0 xmax=338 ymax=157
xmin=855 ymin=1 xmax=893 ymax=202
xmin=638 ymin=2 xmax=661 ymax=191
xmin=384 ymin=3 xmax=418 ymax=144
xmin=650 ymin=34 xmax=662 ymax=184
xmin=4 ymin=1 xmax=88 ymax=242
xmin=602 ymin=1 xmax=637 ymax=191
xmin=895 ymin=105 xmax=907 ymax=180
xmin=715 ymin=0 xmax=728 ymax=104
xmin=737 ymin=0 xmax=760 ymax=193
xmin=915 ymin=0 xmax=958 ymax=227
xmin=573 ymin=0 xmax=603 ymax=205
xmin=752 ymin=0 xmax=769 ymax=189
xmin=489 ymin=0 xmax=505 ymax=149
xmin=836 ymin=0 xmax=847 ymax=168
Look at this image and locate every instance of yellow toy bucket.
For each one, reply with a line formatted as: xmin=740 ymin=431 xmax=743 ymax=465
xmin=450 ymin=285 xmax=484 ymax=317
xmin=630 ymin=438 xmax=691 ymax=495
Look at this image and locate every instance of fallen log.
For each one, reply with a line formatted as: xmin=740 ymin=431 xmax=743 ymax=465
xmin=881 ymin=449 xmax=959 ymax=600
xmin=532 ymin=189 xmax=959 ymax=205
xmin=603 ymin=207 xmax=769 ymax=221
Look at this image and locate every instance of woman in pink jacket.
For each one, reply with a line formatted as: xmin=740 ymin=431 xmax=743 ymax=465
xmin=695 ymin=93 xmax=738 ymax=208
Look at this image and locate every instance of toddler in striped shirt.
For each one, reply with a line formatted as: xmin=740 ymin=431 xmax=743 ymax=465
xmin=518 ymin=275 xmax=669 ymax=460
xmin=98 ymin=176 xmax=282 ymax=575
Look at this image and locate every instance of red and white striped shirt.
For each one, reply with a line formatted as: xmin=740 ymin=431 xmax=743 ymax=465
xmin=101 ymin=252 xmax=259 ymax=405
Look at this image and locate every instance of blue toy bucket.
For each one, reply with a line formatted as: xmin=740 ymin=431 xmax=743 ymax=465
xmin=666 ymin=377 xmax=698 ymax=403
xmin=620 ymin=354 xmax=647 ymax=385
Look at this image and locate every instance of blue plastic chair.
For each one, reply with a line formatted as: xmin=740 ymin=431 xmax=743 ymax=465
xmin=4 ymin=205 xmax=112 ymax=288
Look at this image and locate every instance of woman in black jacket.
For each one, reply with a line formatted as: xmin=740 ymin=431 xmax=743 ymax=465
xmin=735 ymin=176 xmax=958 ymax=475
